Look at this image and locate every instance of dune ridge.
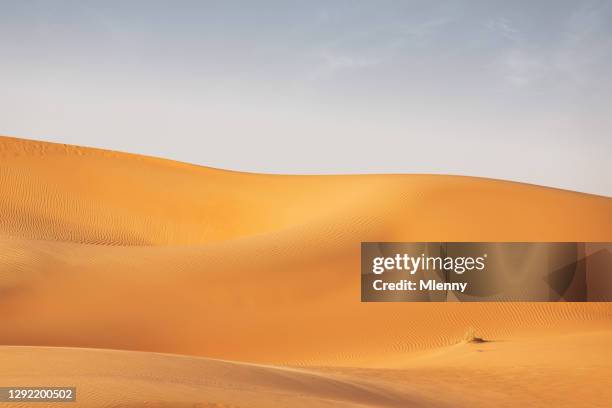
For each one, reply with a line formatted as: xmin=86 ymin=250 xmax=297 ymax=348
xmin=1 ymin=134 xmax=611 ymax=407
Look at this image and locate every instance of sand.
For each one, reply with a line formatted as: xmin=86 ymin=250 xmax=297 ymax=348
xmin=0 ymin=134 xmax=611 ymax=407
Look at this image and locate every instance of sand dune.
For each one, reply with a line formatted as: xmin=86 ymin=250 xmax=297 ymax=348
xmin=1 ymin=135 xmax=611 ymax=406
xmin=1 ymin=234 xmax=612 ymax=364
xmin=2 ymin=331 xmax=610 ymax=408
xmin=2 ymin=135 xmax=611 ymax=246
xmin=0 ymin=346 xmax=423 ymax=408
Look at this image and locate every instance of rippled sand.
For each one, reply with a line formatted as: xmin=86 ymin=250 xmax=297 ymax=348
xmin=1 ymin=135 xmax=611 ymax=407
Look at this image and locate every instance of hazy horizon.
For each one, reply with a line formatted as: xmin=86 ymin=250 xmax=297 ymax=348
xmin=1 ymin=1 xmax=611 ymax=196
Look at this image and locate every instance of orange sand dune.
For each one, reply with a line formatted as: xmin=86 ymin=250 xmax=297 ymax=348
xmin=1 ymin=135 xmax=612 ymax=406
xmin=0 ymin=346 xmax=421 ymax=408
xmin=1 ymin=330 xmax=611 ymax=408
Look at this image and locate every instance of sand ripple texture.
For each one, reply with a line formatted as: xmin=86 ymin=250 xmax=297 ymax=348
xmin=1 ymin=135 xmax=611 ymax=407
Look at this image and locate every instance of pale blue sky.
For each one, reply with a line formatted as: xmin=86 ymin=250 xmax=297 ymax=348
xmin=1 ymin=1 xmax=611 ymax=195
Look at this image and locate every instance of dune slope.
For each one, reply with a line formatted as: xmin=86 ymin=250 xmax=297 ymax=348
xmin=0 ymin=135 xmax=611 ymax=407
xmin=0 ymin=346 xmax=426 ymax=408
xmin=1 ymin=135 xmax=611 ymax=363
xmin=1 ymin=330 xmax=610 ymax=408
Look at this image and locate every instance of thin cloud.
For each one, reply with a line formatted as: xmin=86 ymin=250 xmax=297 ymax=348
xmin=485 ymin=17 xmax=520 ymax=41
